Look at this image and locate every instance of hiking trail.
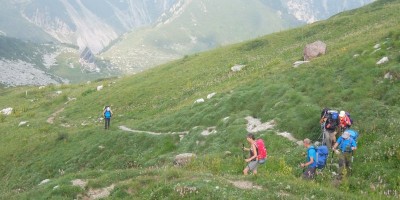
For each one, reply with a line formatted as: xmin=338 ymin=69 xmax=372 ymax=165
xmin=119 ymin=125 xmax=189 ymax=135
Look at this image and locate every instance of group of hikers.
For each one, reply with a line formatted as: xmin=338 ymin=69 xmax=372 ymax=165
xmin=103 ymin=104 xmax=358 ymax=179
xmin=243 ymin=108 xmax=358 ymax=180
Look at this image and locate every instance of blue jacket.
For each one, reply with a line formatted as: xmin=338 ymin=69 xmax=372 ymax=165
xmin=307 ymin=146 xmax=317 ymax=168
xmin=336 ymin=137 xmax=357 ymax=152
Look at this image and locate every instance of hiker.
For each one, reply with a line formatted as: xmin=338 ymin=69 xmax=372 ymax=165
xmin=332 ymin=131 xmax=357 ymax=179
xmin=243 ymin=133 xmax=258 ymax=175
xmin=320 ymin=108 xmax=339 ymax=148
xmin=300 ymin=138 xmax=317 ymax=179
xmin=338 ymin=111 xmax=351 ymax=132
xmin=103 ymin=106 xmax=113 ymax=129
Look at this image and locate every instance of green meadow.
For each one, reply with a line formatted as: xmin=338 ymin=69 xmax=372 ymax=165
xmin=0 ymin=0 xmax=399 ymax=199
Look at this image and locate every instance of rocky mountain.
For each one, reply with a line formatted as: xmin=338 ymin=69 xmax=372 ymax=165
xmin=0 ymin=0 xmax=374 ymax=86
xmin=103 ymin=0 xmax=375 ymax=73
xmin=0 ymin=0 xmax=177 ymax=54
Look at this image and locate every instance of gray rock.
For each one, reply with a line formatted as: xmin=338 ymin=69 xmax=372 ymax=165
xmin=293 ymin=61 xmax=309 ymax=68
xmin=174 ymin=153 xmax=196 ymax=166
xmin=376 ymin=57 xmax=389 ymax=65
xmin=231 ymin=64 xmax=246 ymax=72
xmin=18 ymin=121 xmax=29 ymax=127
xmin=303 ymin=40 xmax=327 ymax=61
xmin=194 ymin=98 xmax=204 ymax=104
xmin=384 ymin=72 xmax=393 ymax=79
xmin=1 ymin=107 xmax=13 ymax=115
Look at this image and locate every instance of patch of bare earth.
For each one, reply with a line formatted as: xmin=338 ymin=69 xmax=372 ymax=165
xmin=229 ymin=180 xmax=262 ymax=190
xmin=47 ymin=107 xmax=64 ymax=124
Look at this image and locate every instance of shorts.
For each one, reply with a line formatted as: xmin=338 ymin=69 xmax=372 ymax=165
xmin=247 ymin=160 xmax=258 ymax=171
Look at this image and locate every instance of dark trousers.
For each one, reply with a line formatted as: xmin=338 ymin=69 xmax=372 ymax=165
xmin=302 ymin=167 xmax=316 ymax=179
xmin=105 ymin=118 xmax=111 ymax=129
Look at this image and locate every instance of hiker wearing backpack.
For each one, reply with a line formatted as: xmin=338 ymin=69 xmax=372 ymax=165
xmin=243 ymin=133 xmax=259 ymax=175
xmin=339 ymin=111 xmax=352 ymax=133
xmin=300 ymin=138 xmax=317 ymax=179
xmin=320 ymin=108 xmax=339 ymax=148
xmin=332 ymin=131 xmax=357 ymax=179
xmin=103 ymin=106 xmax=113 ymax=130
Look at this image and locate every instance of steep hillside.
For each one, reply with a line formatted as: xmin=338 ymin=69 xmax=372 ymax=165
xmin=0 ymin=0 xmax=399 ymax=199
xmin=103 ymin=0 xmax=374 ymax=73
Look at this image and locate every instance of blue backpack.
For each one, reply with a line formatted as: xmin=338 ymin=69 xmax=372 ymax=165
xmin=104 ymin=110 xmax=111 ymax=118
xmin=309 ymin=146 xmax=329 ymax=169
xmin=346 ymin=129 xmax=359 ymax=141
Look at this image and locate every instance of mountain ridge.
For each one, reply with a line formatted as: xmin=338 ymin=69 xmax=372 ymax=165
xmin=0 ymin=0 xmax=399 ymax=199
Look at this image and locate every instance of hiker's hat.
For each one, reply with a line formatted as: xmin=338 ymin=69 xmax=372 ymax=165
xmin=339 ymin=111 xmax=346 ymax=117
xmin=342 ymin=131 xmax=350 ymax=139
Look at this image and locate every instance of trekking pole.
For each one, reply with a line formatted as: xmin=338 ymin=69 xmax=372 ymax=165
xmin=350 ymin=151 xmax=354 ymax=176
xmin=242 ymin=144 xmax=246 ymax=159
xmin=330 ymin=150 xmax=334 ymax=171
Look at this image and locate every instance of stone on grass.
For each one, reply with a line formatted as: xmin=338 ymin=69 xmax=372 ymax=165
xmin=231 ymin=64 xmax=246 ymax=72
xmin=194 ymin=98 xmax=204 ymax=104
xmin=207 ymin=92 xmax=216 ymax=99
xmin=1 ymin=107 xmax=13 ymax=115
xmin=303 ymin=40 xmax=327 ymax=61
xmin=174 ymin=153 xmax=196 ymax=166
xmin=376 ymin=57 xmax=389 ymax=65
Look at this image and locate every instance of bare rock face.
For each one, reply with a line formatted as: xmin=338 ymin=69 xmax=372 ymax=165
xmin=174 ymin=153 xmax=196 ymax=166
xmin=303 ymin=40 xmax=327 ymax=61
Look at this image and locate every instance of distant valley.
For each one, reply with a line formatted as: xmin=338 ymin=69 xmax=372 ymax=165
xmin=0 ymin=0 xmax=374 ymax=86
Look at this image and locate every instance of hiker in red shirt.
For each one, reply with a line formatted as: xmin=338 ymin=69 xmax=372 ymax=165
xmin=339 ymin=111 xmax=351 ymax=132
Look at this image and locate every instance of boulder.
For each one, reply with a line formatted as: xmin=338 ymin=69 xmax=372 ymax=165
xmin=97 ymin=85 xmax=104 ymax=91
xmin=207 ymin=92 xmax=216 ymax=99
xmin=174 ymin=153 xmax=196 ymax=166
xmin=194 ymin=98 xmax=204 ymax=104
xmin=39 ymin=179 xmax=50 ymax=185
xmin=384 ymin=72 xmax=393 ymax=79
xmin=376 ymin=57 xmax=389 ymax=65
xmin=201 ymin=127 xmax=217 ymax=136
xmin=1 ymin=107 xmax=13 ymax=115
xmin=18 ymin=121 xmax=29 ymax=127
xmin=231 ymin=64 xmax=246 ymax=72
xmin=303 ymin=41 xmax=327 ymax=61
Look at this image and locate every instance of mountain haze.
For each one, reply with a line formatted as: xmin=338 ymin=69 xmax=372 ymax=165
xmin=103 ymin=0 xmax=375 ymax=73
xmin=0 ymin=0 xmax=399 ymax=199
xmin=0 ymin=0 xmax=374 ymax=86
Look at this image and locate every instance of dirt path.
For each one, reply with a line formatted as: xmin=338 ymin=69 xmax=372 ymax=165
xmin=119 ymin=125 xmax=188 ymax=135
xmin=46 ymin=97 xmax=76 ymax=124
xmin=47 ymin=108 xmax=64 ymax=124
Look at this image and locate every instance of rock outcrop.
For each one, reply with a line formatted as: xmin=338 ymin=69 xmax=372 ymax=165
xmin=174 ymin=153 xmax=196 ymax=166
xmin=303 ymin=40 xmax=327 ymax=61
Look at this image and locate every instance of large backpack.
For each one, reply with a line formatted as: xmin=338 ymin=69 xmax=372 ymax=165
xmin=309 ymin=146 xmax=329 ymax=169
xmin=255 ymin=139 xmax=267 ymax=164
xmin=104 ymin=110 xmax=111 ymax=118
xmin=345 ymin=129 xmax=359 ymax=142
xmin=324 ymin=110 xmax=339 ymax=131
xmin=345 ymin=111 xmax=354 ymax=126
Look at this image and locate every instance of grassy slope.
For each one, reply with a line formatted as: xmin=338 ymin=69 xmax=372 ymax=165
xmin=0 ymin=0 xmax=400 ymax=199
xmin=102 ymin=0 xmax=298 ymax=72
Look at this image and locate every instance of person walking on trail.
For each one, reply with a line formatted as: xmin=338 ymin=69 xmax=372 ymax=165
xmin=300 ymin=138 xmax=317 ymax=179
xmin=339 ymin=111 xmax=351 ymax=132
xmin=320 ymin=108 xmax=339 ymax=148
xmin=243 ymin=133 xmax=259 ymax=175
xmin=103 ymin=106 xmax=113 ymax=130
xmin=332 ymin=131 xmax=357 ymax=179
